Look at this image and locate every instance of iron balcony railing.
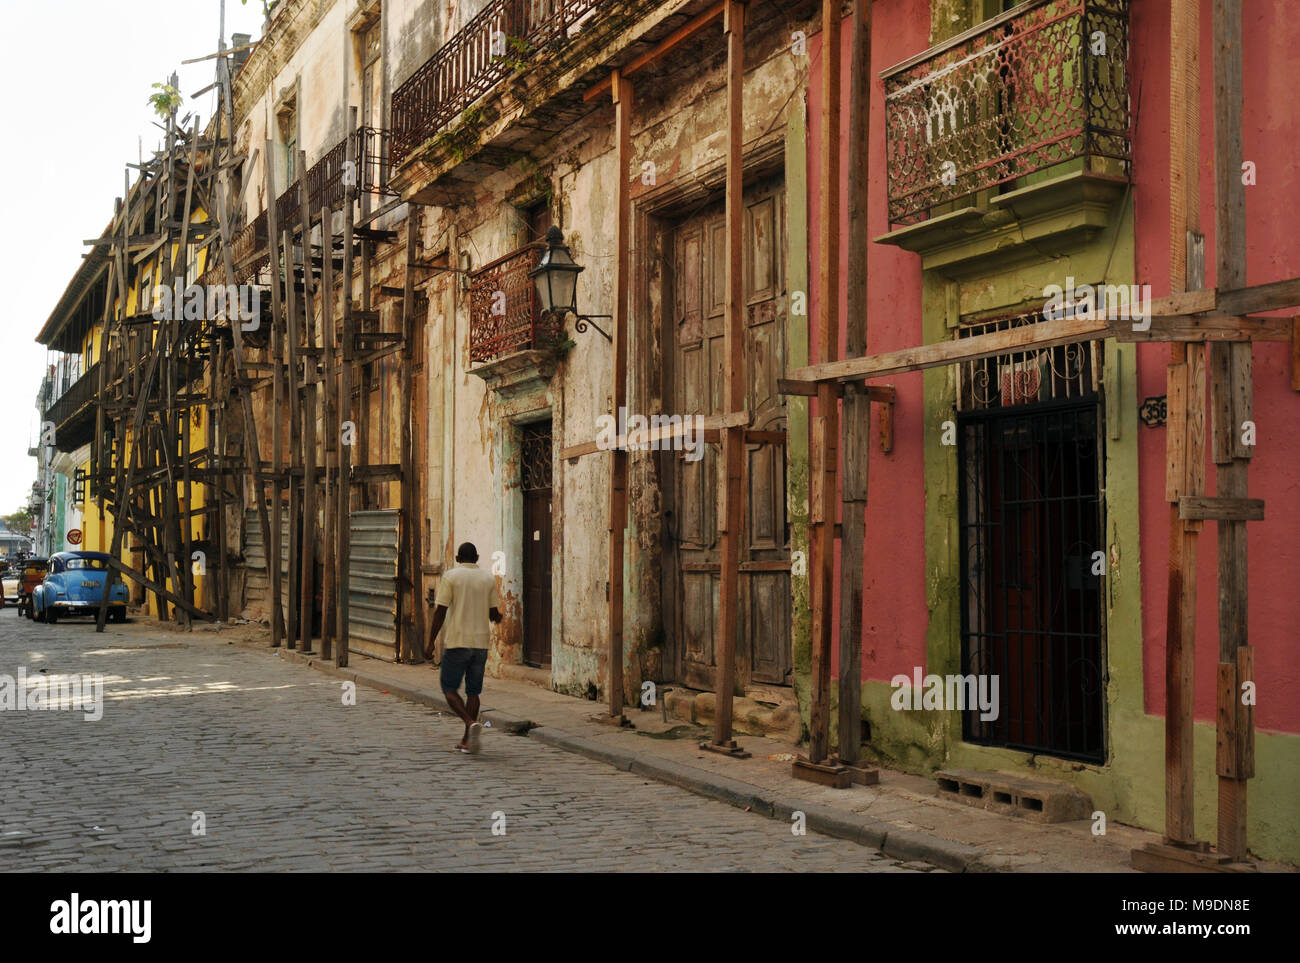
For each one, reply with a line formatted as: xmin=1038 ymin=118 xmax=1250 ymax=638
xmin=231 ymin=211 xmax=269 ymax=280
xmin=468 ymin=242 xmax=563 ymax=362
xmin=306 ymin=126 xmax=397 ymax=213
xmin=391 ymin=0 xmax=602 ymax=167
xmin=882 ymin=0 xmax=1130 ymax=226
xmin=44 ymin=361 xmax=100 ymax=436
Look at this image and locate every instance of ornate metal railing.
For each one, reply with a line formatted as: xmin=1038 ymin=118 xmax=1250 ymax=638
xmin=231 ymin=211 xmax=269 ymax=280
xmin=882 ymin=0 xmax=1130 ymax=226
xmin=306 ymin=126 xmax=396 ymax=212
xmin=45 ymin=361 xmax=100 ymax=435
xmin=391 ymin=0 xmax=602 ymax=167
xmin=468 ymin=242 xmax=562 ymax=362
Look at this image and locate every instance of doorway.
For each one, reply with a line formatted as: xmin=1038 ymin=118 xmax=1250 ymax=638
xmin=956 ymin=314 xmax=1107 ymax=762
xmin=663 ymin=175 xmax=791 ymax=692
xmin=520 ymin=420 xmax=553 ymax=666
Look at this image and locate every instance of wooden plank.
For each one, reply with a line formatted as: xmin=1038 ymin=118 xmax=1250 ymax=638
xmin=607 ymin=71 xmax=632 ymax=720
xmin=787 ymin=316 xmax=1109 ymax=384
xmin=1164 ymin=363 xmax=1188 ymax=502
xmin=1215 ymin=661 xmax=1239 ymax=778
xmin=1237 ymin=646 xmax=1255 ymax=779
xmin=320 ymin=197 xmax=337 ymax=662
xmin=1159 ymin=0 xmax=1202 ymax=850
xmin=1178 ymin=496 xmax=1264 ymax=522
xmin=582 ymin=3 xmax=724 ymax=102
xmin=399 ymin=212 xmax=425 ymax=662
xmin=105 ymin=556 xmax=215 ymax=622
xmin=297 ymin=151 xmax=318 ymax=654
xmin=264 ymin=139 xmax=286 ymax=648
xmin=1291 ymin=317 xmax=1300 ymax=391
xmin=712 ymin=0 xmax=746 ymax=747
xmin=1213 ymin=0 xmax=1250 ymax=864
xmin=337 ymin=110 xmax=358 ymax=669
xmin=1114 ymin=315 xmax=1290 ymax=342
xmin=1184 ymin=343 xmax=1207 ymax=515
xmin=1230 ymin=343 xmax=1253 ymax=460
xmin=557 ymin=410 xmax=748 ymax=460
xmin=789 ymin=309 xmax=1288 ymax=385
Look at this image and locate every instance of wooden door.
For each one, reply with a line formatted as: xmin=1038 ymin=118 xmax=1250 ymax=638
xmin=668 ymin=177 xmax=790 ymax=691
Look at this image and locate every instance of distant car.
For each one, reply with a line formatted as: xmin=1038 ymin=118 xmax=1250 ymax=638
xmin=1 ymin=568 xmax=20 ymax=608
xmin=32 ymin=551 xmax=128 ymax=624
xmin=14 ymin=557 xmax=48 ymax=618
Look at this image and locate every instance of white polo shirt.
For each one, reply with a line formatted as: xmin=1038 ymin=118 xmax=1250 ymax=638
xmin=434 ymin=562 xmax=500 ymax=650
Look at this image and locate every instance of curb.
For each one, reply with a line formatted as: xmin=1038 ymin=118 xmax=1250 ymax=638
xmin=235 ymin=634 xmax=991 ymax=872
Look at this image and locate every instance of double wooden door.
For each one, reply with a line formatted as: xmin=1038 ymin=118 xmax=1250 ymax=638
xmin=666 ymin=177 xmax=791 ymax=691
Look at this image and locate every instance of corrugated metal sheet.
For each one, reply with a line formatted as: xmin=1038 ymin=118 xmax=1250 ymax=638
xmin=348 ymin=510 xmax=399 ymax=662
xmin=244 ymin=506 xmax=290 ymax=623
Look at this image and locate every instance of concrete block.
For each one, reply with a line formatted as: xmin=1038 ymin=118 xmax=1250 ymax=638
xmin=934 ymin=768 xmax=1092 ymax=823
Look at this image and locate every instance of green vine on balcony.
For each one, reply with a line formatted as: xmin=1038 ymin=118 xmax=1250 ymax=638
xmin=491 ymin=35 xmax=534 ymax=74
xmin=434 ymin=105 xmax=487 ymax=164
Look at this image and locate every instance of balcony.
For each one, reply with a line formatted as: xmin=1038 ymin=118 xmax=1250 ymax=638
xmin=231 ymin=211 xmax=269 ymax=281
xmin=468 ymin=242 xmax=564 ymax=366
xmin=391 ymin=0 xmax=603 ymax=170
xmin=43 ymin=361 xmax=100 ymax=453
xmin=882 ymin=0 xmax=1130 ymax=229
xmin=305 ymin=126 xmax=396 ymax=213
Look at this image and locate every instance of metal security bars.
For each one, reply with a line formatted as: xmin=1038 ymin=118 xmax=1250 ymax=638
xmin=521 ymin=420 xmax=553 ymax=491
xmin=956 ymin=309 xmax=1103 ymax=412
xmin=468 ymin=242 xmax=563 ymax=362
xmin=390 ymin=0 xmax=602 ymax=167
xmin=958 ymin=398 xmax=1106 ymax=763
xmin=881 ymin=0 xmax=1130 ymax=226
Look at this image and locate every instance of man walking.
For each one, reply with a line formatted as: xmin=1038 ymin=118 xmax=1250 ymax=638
xmin=425 ymin=542 xmax=501 ymax=753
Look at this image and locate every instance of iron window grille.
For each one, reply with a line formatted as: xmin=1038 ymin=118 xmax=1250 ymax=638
xmin=955 ymin=308 xmax=1107 ymax=763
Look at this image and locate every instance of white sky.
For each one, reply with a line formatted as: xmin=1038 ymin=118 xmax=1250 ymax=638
xmin=0 ymin=0 xmax=268 ymax=515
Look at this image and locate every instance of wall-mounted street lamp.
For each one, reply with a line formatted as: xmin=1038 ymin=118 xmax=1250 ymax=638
xmin=529 ymin=226 xmax=612 ymax=342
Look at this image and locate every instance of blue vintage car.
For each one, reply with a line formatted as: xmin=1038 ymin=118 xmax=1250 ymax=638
xmin=33 ymin=551 xmax=129 ymax=624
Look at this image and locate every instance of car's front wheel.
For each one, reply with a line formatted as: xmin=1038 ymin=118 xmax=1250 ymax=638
xmin=45 ymin=606 xmax=57 ymax=624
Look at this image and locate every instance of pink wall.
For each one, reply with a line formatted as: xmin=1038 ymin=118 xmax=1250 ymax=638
xmin=1130 ymin=0 xmax=1300 ymax=734
xmin=806 ymin=1 xmax=929 ymax=686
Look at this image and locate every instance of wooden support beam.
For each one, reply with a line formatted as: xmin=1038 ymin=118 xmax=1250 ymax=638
xmin=583 ymin=2 xmax=725 ymax=102
xmin=558 ymin=411 xmax=749 ymax=460
xmin=710 ymin=0 xmax=746 ymax=752
xmin=320 ymin=197 xmax=337 ymax=663
xmin=837 ymin=0 xmax=872 ymax=772
xmin=607 ymin=71 xmax=632 ymax=721
xmin=265 ymin=139 xmax=287 ymax=648
xmin=803 ymin=0 xmax=841 ymax=773
xmin=1178 ymin=496 xmax=1264 ymax=522
xmin=297 ymin=151 xmax=318 ymax=654
xmin=1212 ymin=0 xmax=1251 ymax=864
xmin=399 ymin=212 xmax=425 ymax=662
xmin=337 ymin=110 xmax=359 ymax=669
xmin=105 ymin=557 xmax=215 ymax=623
xmin=1158 ymin=0 xmax=1204 ymax=852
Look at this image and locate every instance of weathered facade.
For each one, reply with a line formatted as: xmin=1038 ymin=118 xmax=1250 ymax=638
xmin=32 ymin=0 xmax=1300 ymax=866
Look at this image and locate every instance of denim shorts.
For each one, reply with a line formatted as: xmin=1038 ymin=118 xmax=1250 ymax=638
xmin=440 ymin=647 xmax=488 ymax=696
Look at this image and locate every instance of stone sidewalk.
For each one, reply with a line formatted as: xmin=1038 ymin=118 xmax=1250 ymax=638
xmin=207 ymin=621 xmax=1288 ymax=873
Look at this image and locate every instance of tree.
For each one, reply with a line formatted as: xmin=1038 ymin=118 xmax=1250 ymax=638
xmin=2 ymin=508 xmax=32 ymax=536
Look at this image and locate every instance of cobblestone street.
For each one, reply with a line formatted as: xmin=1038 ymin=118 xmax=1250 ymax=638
xmin=0 ymin=610 xmax=920 ymax=872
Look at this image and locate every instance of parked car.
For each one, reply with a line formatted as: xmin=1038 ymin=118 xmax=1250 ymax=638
xmin=32 ymin=551 xmax=128 ymax=624
xmin=14 ymin=557 xmax=48 ymax=618
xmin=1 ymin=567 xmax=21 ymax=609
